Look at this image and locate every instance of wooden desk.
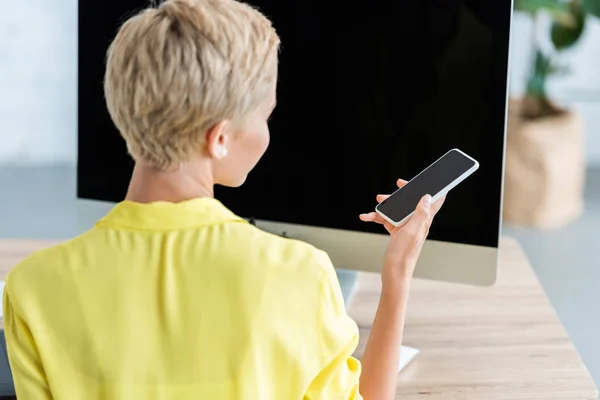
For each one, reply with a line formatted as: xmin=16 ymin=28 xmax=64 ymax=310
xmin=348 ymin=237 xmax=598 ymax=399
xmin=0 ymin=238 xmax=597 ymax=399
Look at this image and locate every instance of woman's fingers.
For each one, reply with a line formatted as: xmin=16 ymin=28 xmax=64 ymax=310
xmin=362 ymin=179 xmax=412 ymax=234
xmin=376 ymin=179 xmax=408 ymax=204
xmin=359 ymin=212 xmax=382 ymax=223
xmin=359 ymin=212 xmax=388 ymax=226
xmin=359 ymin=212 xmax=395 ymax=233
xmin=376 ymin=194 xmax=390 ymax=203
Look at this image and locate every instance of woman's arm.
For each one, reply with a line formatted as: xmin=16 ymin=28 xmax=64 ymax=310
xmin=359 ymin=192 xmax=443 ymax=400
xmin=358 ymin=278 xmax=410 ymax=400
xmin=3 ymin=284 xmax=53 ymax=400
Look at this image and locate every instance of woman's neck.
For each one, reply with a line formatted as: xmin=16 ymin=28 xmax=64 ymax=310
xmin=125 ymin=161 xmax=214 ymax=204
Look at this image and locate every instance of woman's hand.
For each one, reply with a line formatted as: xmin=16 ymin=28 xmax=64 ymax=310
xmin=359 ymin=179 xmax=445 ymax=291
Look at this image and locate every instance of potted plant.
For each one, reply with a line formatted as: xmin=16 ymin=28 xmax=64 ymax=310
xmin=504 ymin=0 xmax=600 ymax=229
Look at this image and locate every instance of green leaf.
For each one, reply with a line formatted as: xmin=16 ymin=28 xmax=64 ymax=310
xmin=583 ymin=0 xmax=600 ymax=18
xmin=515 ymin=0 xmax=570 ymax=13
xmin=526 ymin=51 xmax=551 ymax=98
xmin=551 ymin=3 xmax=586 ymax=50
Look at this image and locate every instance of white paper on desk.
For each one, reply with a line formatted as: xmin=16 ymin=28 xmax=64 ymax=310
xmin=0 ymin=280 xmax=4 ymax=319
xmin=399 ymin=345 xmax=420 ymax=372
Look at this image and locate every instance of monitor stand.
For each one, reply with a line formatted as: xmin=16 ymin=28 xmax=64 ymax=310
xmin=336 ymin=269 xmax=420 ymax=373
xmin=399 ymin=345 xmax=420 ymax=372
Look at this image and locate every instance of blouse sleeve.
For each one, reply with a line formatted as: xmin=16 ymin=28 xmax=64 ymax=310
xmin=303 ymin=250 xmax=363 ymax=400
xmin=3 ymin=283 xmax=53 ymax=399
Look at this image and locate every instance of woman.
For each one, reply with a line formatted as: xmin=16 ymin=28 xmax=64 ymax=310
xmin=3 ymin=0 xmax=444 ymax=399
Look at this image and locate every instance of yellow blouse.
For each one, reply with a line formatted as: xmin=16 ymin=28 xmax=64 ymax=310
xmin=3 ymin=198 xmax=362 ymax=399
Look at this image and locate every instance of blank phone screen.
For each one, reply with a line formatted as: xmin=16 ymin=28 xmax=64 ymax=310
xmin=377 ymin=150 xmax=477 ymax=223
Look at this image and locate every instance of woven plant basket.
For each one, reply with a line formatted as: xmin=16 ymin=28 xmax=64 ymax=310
xmin=503 ymin=99 xmax=585 ymax=229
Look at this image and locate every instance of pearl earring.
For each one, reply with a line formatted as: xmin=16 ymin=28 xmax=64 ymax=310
xmin=217 ymin=147 xmax=228 ymax=158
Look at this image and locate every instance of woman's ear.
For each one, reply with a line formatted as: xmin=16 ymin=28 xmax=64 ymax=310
xmin=205 ymin=120 xmax=230 ymax=160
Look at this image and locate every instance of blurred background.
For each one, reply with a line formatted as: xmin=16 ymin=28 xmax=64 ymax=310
xmin=0 ymin=0 xmax=599 ymax=385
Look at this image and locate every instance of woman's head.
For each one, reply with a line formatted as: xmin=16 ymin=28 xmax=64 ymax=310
xmin=104 ymin=0 xmax=279 ymax=187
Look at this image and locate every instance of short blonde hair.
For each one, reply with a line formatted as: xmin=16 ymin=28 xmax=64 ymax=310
xmin=104 ymin=0 xmax=280 ymax=170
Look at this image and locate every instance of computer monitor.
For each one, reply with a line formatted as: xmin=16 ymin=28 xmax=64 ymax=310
xmin=78 ymin=0 xmax=512 ymax=286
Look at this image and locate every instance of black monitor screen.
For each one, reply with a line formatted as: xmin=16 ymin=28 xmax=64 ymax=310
xmin=78 ymin=0 xmax=511 ymax=248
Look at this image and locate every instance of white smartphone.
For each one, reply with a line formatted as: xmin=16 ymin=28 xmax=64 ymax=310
xmin=375 ymin=148 xmax=479 ymax=227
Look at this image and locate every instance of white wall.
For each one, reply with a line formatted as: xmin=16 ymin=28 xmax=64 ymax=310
xmin=510 ymin=13 xmax=600 ymax=166
xmin=0 ymin=7 xmax=599 ymax=166
xmin=0 ymin=0 xmax=77 ymax=166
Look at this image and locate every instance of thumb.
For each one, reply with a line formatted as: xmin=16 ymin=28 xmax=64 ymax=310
xmin=406 ymin=194 xmax=433 ymax=230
